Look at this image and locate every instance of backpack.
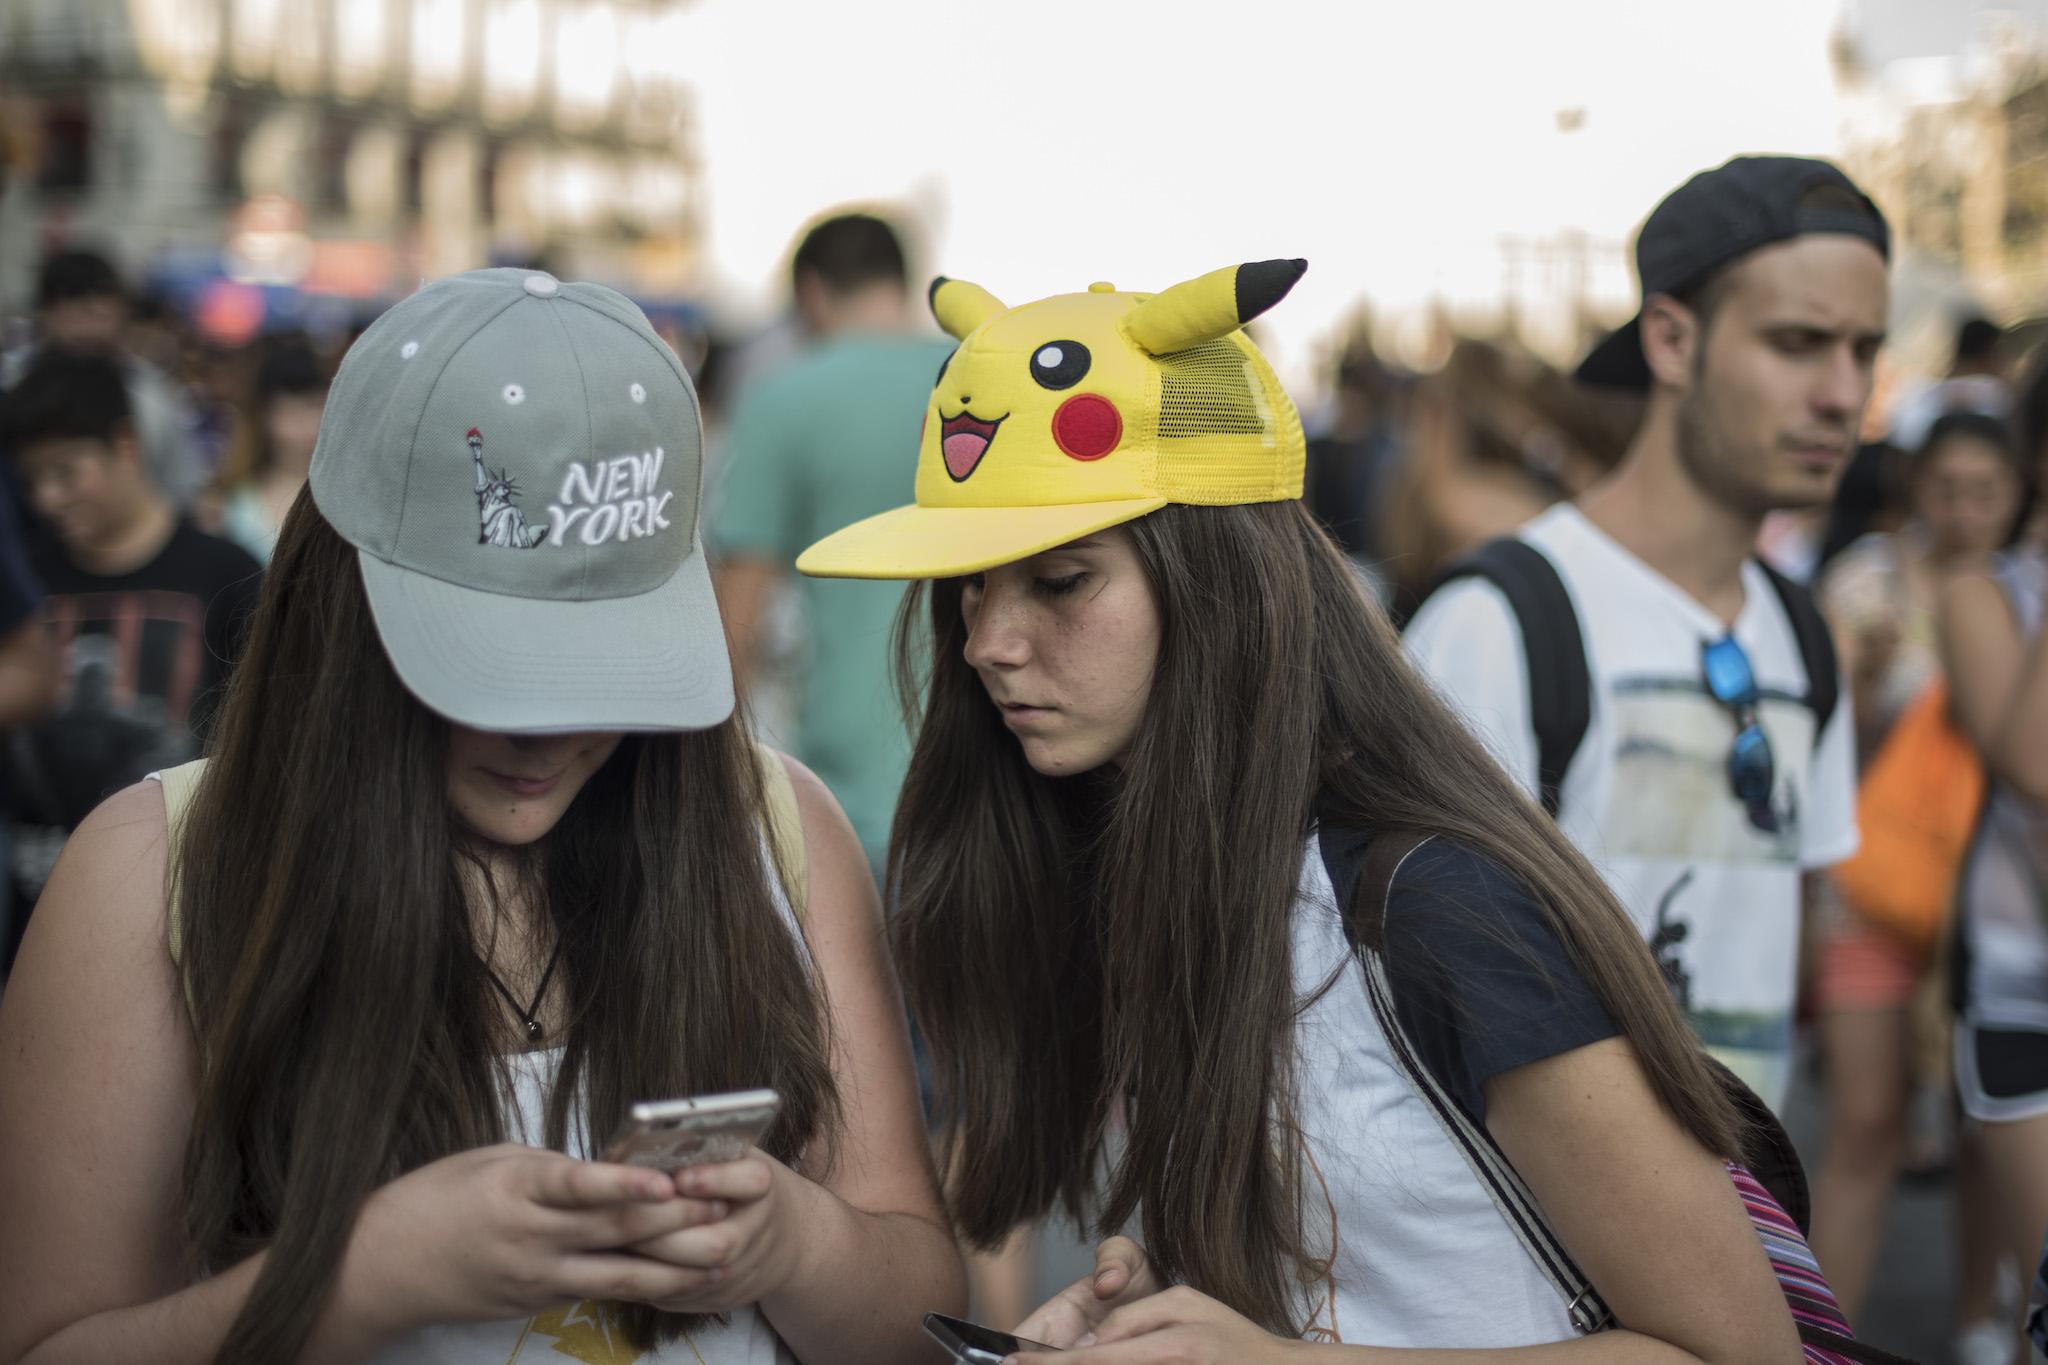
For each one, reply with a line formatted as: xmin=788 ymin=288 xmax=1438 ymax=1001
xmin=1324 ymin=823 xmax=1918 ymax=1363
xmin=1416 ymin=538 xmax=1840 ymax=817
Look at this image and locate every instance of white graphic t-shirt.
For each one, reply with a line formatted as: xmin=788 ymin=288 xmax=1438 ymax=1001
xmin=1404 ymin=504 xmax=1859 ymax=1108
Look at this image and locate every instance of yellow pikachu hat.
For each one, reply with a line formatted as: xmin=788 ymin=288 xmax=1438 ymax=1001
xmin=795 ymin=259 xmax=1308 ymax=579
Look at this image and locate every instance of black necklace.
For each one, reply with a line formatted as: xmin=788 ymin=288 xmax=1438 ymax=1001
xmin=480 ymin=935 xmax=566 ymax=1044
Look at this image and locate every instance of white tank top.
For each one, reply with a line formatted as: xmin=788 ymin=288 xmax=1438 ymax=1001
xmin=364 ymin=1046 xmax=796 ymax=1364
xmin=363 ymin=852 xmax=807 ymax=1365
xmin=1286 ymin=836 xmax=1579 ymax=1346
xmin=149 ymin=764 xmax=809 ymax=1362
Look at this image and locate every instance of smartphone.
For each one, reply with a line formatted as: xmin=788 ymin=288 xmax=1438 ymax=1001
xmin=922 ymin=1311 xmax=1061 ymax=1361
xmin=601 ymin=1089 xmax=782 ymax=1173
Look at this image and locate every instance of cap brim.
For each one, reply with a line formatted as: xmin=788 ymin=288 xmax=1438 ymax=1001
xmin=1573 ymin=315 xmax=1650 ymax=389
xmin=357 ymin=539 xmax=734 ymax=733
xmin=796 ymin=497 xmax=1170 ymax=580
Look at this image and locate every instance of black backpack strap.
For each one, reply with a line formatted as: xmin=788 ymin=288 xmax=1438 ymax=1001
xmin=1755 ymin=559 xmax=1840 ymax=739
xmin=1415 ymin=538 xmax=1589 ymax=818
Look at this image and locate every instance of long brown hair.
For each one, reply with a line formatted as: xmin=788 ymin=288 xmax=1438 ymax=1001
xmin=889 ymin=498 xmax=1742 ymax=1334
xmin=177 ymin=496 xmax=837 ymax=1362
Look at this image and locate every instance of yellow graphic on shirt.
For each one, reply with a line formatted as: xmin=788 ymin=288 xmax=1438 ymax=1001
xmin=508 ymin=1300 xmax=641 ymax=1364
xmin=505 ymin=1301 xmax=707 ymax=1365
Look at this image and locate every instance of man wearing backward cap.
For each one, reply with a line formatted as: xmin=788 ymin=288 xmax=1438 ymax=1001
xmin=1406 ymin=157 xmax=1890 ymax=1125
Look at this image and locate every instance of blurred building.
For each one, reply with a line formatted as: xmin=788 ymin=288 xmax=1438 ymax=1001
xmin=0 ymin=0 xmax=703 ymax=319
xmin=1835 ymin=13 xmax=2048 ymax=364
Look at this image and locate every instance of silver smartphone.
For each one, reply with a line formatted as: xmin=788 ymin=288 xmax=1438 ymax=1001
xmin=601 ymin=1089 xmax=782 ymax=1172
xmin=922 ymin=1311 xmax=1062 ymax=1361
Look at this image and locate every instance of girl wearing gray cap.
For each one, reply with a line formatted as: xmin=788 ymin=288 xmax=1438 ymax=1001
xmin=0 ymin=269 xmax=964 ymax=1364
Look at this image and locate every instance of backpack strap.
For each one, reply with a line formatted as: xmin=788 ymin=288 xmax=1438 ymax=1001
xmin=1416 ymin=538 xmax=1589 ymax=818
xmin=1329 ymin=824 xmax=1615 ymax=1334
xmin=754 ymin=742 xmax=810 ymax=918
xmin=157 ymin=758 xmax=208 ymax=969
xmin=1755 ymin=559 xmax=1840 ymax=738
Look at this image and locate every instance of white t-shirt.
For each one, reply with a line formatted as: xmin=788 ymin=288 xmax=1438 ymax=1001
xmin=1404 ymin=504 xmax=1859 ymax=1108
xmin=1286 ymin=833 xmax=1591 ymax=1346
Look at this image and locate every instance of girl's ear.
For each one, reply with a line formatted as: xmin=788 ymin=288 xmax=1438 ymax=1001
xmin=929 ymin=277 xmax=1007 ymax=340
xmin=1122 ymin=259 xmax=1307 ymax=356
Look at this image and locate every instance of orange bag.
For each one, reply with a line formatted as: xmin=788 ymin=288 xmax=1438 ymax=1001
xmin=1830 ymin=682 xmax=1986 ymax=953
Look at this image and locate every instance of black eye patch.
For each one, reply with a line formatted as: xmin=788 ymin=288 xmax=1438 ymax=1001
xmin=936 ymin=344 xmax=959 ymax=388
xmin=1028 ymin=340 xmax=1090 ymax=391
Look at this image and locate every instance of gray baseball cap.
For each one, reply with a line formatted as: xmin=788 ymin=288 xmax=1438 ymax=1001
xmin=308 ymin=267 xmax=733 ymax=733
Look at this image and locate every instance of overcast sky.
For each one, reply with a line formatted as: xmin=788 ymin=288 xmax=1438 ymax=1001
xmin=672 ymin=0 xmax=1857 ymax=374
xmin=1843 ymin=0 xmax=2048 ymax=64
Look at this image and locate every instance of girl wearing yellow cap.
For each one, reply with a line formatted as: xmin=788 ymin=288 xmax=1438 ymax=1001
xmin=800 ymin=265 xmax=1821 ymax=1359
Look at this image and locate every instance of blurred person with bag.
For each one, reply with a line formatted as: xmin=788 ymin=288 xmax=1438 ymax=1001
xmin=1935 ymin=461 xmax=2048 ymax=1365
xmin=1807 ymin=411 xmax=2025 ymax=1320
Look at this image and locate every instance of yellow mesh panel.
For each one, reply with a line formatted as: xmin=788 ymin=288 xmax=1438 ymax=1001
xmin=1150 ymin=335 xmax=1304 ymax=503
xmin=1157 ymin=340 xmax=1264 ymax=437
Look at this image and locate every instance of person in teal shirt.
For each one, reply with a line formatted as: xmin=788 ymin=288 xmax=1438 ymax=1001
xmin=711 ymin=214 xmax=951 ymax=870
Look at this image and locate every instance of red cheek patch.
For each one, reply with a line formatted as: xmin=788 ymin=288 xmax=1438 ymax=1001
xmin=1052 ymin=394 xmax=1122 ymax=461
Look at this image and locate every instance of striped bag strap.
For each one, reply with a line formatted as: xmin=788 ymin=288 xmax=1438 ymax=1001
xmin=1732 ymin=1166 xmax=1918 ymax=1363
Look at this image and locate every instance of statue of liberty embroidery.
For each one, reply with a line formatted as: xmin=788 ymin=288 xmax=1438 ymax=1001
xmin=468 ymin=427 xmax=545 ymax=548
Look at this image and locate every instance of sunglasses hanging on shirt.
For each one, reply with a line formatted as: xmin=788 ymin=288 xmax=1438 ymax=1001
xmin=1700 ymin=633 xmax=1780 ymax=835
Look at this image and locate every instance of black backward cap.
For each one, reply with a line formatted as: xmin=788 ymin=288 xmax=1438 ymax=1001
xmin=1576 ymin=156 xmax=1890 ymax=390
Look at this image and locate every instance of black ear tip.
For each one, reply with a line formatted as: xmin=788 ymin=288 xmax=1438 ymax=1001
xmin=927 ymin=276 xmax=950 ymax=314
xmin=1234 ymin=259 xmax=1308 ymax=325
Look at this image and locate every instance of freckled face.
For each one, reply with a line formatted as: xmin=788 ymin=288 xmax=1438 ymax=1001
xmin=445 ymin=726 xmax=623 ymax=846
xmin=959 ymin=528 xmax=1161 ymax=777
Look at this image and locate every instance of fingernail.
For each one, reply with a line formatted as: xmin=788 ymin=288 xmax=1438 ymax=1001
xmin=1075 ymin=1333 xmax=1098 ymax=1347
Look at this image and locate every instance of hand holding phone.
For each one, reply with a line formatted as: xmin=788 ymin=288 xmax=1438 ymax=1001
xmin=1011 ymin=1236 xmax=1164 ymax=1347
xmin=923 ymin=1311 xmax=1062 ymax=1361
xmin=601 ymin=1089 xmax=781 ymax=1173
xmin=601 ymin=1093 xmax=801 ymax=1318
